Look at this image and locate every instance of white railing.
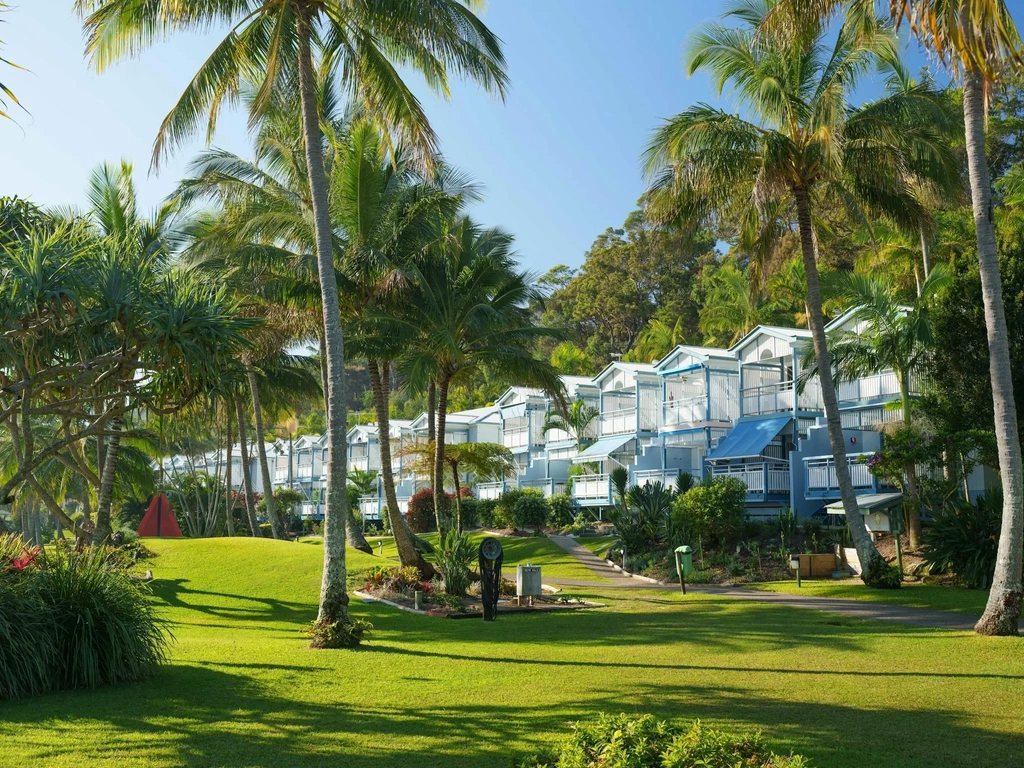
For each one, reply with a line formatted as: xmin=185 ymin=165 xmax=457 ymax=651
xmin=349 ymin=457 xmax=369 ymax=472
xmin=601 ymin=408 xmax=636 ymax=436
xmin=841 ymin=407 xmax=903 ymax=429
xmin=632 ymin=469 xmax=698 ymax=488
xmin=358 ymin=496 xmax=380 ymax=519
xmin=503 ymin=426 xmax=529 ymax=449
xmin=742 ymin=379 xmax=822 ymax=415
xmin=397 ymin=497 xmax=411 ymax=514
xmin=476 ymin=482 xmax=504 ymax=500
xmin=274 ymin=468 xmax=289 ymax=483
xmin=573 ymin=473 xmax=611 ymax=502
xmin=837 ymin=370 xmax=920 ymax=403
xmin=710 ymin=462 xmax=790 ymax=495
xmin=742 ymin=382 xmax=795 ymax=416
xmin=805 ymin=454 xmax=875 ymax=492
xmin=663 ymin=396 xmax=707 ymax=427
xmin=545 ymin=427 xmax=573 ymax=444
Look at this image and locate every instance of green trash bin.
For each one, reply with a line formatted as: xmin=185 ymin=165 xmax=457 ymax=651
xmin=674 ymin=545 xmax=694 ymax=578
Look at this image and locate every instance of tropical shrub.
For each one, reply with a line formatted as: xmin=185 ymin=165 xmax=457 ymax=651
xmin=862 ymin=556 xmax=903 ymax=590
xmin=437 ymin=529 xmax=474 ymax=596
xmin=307 ymin=617 xmax=372 ymax=649
xmin=922 ymin=491 xmax=1004 ymax=589
xmin=407 ymin=488 xmax=443 ymax=533
xmin=0 ymin=536 xmax=170 ymax=700
xmin=459 ymin=496 xmax=480 ymax=529
xmin=672 ymin=477 xmax=748 ymax=544
xmin=512 ymin=713 xmax=808 ymax=768
xmin=477 ymin=498 xmax=499 ymax=529
xmin=547 ymin=493 xmax=575 ymax=528
xmin=495 ymin=489 xmax=549 ymax=532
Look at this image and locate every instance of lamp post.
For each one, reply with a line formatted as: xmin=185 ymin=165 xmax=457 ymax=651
xmin=790 ymin=555 xmax=802 ymax=588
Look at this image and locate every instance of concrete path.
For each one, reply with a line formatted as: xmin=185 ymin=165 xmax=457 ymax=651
xmin=546 ymin=535 xmax=1009 ymax=632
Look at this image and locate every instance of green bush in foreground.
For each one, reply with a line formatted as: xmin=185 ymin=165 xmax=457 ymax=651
xmin=922 ymin=491 xmax=1002 ymax=589
xmin=0 ymin=535 xmax=170 ymax=700
xmin=513 ymin=713 xmax=808 ymax=768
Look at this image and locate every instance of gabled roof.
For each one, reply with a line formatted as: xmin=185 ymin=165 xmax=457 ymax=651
xmin=655 ymin=344 xmax=735 ymax=372
xmin=730 ymin=324 xmax=813 ymax=355
xmin=409 ymin=405 xmax=500 ymax=430
xmin=593 ymin=360 xmax=658 ymax=387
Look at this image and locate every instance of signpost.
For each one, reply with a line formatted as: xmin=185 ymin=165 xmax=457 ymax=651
xmin=478 ymin=537 xmax=504 ymax=621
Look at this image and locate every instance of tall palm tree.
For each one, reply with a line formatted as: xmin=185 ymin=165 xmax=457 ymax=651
xmin=401 ymin=218 xmax=565 ymax=532
xmin=763 ymin=0 xmax=1024 ymax=639
xmin=803 ymin=265 xmax=952 ymax=549
xmin=644 ymin=2 xmax=953 ymax=584
xmin=626 ymin=318 xmax=688 ymax=364
xmin=77 ymin=0 xmax=507 ymax=637
xmin=0 ymin=3 xmax=26 ymax=122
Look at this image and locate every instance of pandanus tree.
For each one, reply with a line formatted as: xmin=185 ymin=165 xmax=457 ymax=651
xmin=77 ymin=0 xmax=507 ymax=639
xmin=802 ymin=265 xmax=953 ymax=549
xmin=763 ymin=0 xmax=1024 ymax=640
xmin=401 ymin=218 xmax=565 ymax=532
xmin=644 ymin=1 xmax=957 ymax=585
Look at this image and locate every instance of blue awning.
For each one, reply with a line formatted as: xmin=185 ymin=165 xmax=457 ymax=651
xmin=573 ymin=435 xmax=634 ymax=463
xmin=707 ymin=416 xmax=790 ymax=461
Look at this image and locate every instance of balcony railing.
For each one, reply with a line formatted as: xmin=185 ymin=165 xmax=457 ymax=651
xmin=663 ymin=396 xmax=707 ymax=427
xmin=476 ymin=481 xmax=505 ymax=500
xmin=804 ymin=454 xmax=876 ymax=495
xmin=358 ymin=496 xmax=380 ymax=520
xmin=837 ymin=371 xmax=919 ymax=404
xmin=503 ymin=426 xmax=529 ymax=449
xmin=741 ymin=379 xmax=823 ymax=416
xmin=632 ymin=468 xmax=699 ymax=488
xmin=600 ymin=407 xmax=636 ymax=436
xmin=710 ymin=462 xmax=790 ymax=495
xmin=519 ymin=479 xmax=569 ymax=498
xmin=572 ymin=473 xmax=611 ymax=504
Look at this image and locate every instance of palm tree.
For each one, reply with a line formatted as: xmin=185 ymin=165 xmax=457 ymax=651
xmin=543 ymin=399 xmax=600 ymax=456
xmin=401 ymin=218 xmax=565 ymax=532
xmin=0 ymin=3 xmax=26 ymax=122
xmin=77 ymin=0 xmax=507 ymax=638
xmin=644 ymin=3 xmax=954 ymax=585
xmin=398 ymin=440 xmax=517 ymax=533
xmin=803 ymin=266 xmax=952 ymax=549
xmin=766 ymin=0 xmax=1024 ymax=638
xmin=626 ymin=318 xmax=688 ymax=364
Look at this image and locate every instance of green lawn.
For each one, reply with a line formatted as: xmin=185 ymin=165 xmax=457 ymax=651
xmin=573 ymin=535 xmax=619 ymax=559
xmin=745 ymin=579 xmax=990 ymax=615
xmin=1 ymin=537 xmax=1022 ymax=768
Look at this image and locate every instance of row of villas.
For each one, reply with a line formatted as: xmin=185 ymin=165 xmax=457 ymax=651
xmin=166 ymin=311 xmax=989 ymax=522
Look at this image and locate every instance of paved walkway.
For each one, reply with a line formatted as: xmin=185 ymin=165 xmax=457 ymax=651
xmin=546 ymin=535 xmax=1007 ymax=632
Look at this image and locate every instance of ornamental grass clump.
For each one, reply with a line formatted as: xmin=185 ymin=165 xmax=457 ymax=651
xmin=0 ymin=535 xmax=170 ymax=700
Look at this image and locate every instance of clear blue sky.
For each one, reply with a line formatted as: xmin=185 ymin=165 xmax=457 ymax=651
xmin=4 ymin=0 xmax=937 ymax=274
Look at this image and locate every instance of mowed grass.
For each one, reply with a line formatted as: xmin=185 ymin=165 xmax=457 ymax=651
xmin=745 ymin=580 xmax=990 ymax=615
xmin=1 ymin=538 xmax=1023 ymax=768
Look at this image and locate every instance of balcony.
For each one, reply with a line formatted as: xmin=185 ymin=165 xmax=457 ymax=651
xmin=600 ymin=407 xmax=636 ymax=436
xmin=632 ymin=468 xmax=698 ymax=489
xmin=572 ymin=473 xmax=612 ymax=506
xmin=503 ymin=426 xmax=529 ymax=450
xmin=663 ymin=396 xmax=707 ymax=428
xmin=349 ymin=457 xmax=369 ymax=472
xmin=476 ymin=481 xmax=505 ymax=500
xmin=520 ymin=479 xmax=569 ymax=497
xmin=837 ymin=371 xmax=918 ymax=404
xmin=804 ymin=454 xmax=877 ymax=498
xmin=710 ymin=462 xmax=790 ymax=498
xmin=358 ymin=496 xmax=380 ymax=520
xmin=741 ymin=380 xmax=822 ymax=416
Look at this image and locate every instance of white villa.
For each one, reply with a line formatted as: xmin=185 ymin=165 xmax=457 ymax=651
xmin=164 ymin=314 xmax=994 ymax=524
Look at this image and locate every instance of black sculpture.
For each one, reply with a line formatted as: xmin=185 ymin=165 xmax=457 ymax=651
xmin=478 ymin=537 xmax=504 ymax=621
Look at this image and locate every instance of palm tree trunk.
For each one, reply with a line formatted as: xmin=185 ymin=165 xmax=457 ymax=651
xmin=297 ymin=9 xmax=349 ymax=629
xmin=900 ymin=378 xmax=922 ymax=551
xmin=319 ymin=336 xmax=372 ymax=554
xmin=433 ymin=373 xmax=451 ymax=532
xmin=235 ymin=398 xmax=260 ymax=537
xmin=919 ymin=225 xmax=931 ymax=278
xmin=368 ymin=359 xmax=434 ymax=575
xmin=793 ymin=186 xmax=886 ymax=581
xmin=93 ymin=403 xmax=123 ymax=545
xmin=450 ymin=461 xmax=463 ymax=534
xmin=427 ymin=378 xmax=437 ymax=489
xmin=245 ymin=360 xmax=285 ymax=540
xmin=225 ymin=411 xmax=235 ymax=536
xmin=964 ymin=69 xmax=1024 ymax=636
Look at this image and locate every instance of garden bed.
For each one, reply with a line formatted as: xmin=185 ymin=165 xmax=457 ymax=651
xmin=355 ymin=589 xmax=604 ymax=618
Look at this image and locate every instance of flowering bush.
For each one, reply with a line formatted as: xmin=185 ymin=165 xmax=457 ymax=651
xmin=864 ymin=425 xmax=942 ymax=489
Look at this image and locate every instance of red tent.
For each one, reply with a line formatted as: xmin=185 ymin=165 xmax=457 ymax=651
xmin=137 ymin=493 xmax=183 ymax=538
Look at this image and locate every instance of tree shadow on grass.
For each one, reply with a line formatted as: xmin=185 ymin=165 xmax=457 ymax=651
xmin=1 ymin=661 xmax=1020 ymax=768
xmin=152 ymin=578 xmax=316 ymax=626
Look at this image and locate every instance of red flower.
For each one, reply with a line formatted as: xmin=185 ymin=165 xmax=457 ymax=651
xmin=7 ymin=546 xmax=41 ymax=572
